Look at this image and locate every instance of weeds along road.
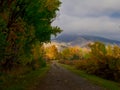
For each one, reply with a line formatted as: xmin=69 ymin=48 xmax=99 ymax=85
xmin=29 ymin=61 xmax=104 ymax=90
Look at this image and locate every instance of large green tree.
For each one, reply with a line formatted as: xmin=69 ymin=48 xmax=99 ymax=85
xmin=0 ymin=0 xmax=62 ymax=70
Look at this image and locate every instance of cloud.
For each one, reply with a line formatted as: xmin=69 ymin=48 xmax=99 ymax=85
xmin=53 ymin=14 xmax=120 ymax=33
xmin=52 ymin=0 xmax=120 ymax=40
xmin=60 ymin=0 xmax=120 ymax=17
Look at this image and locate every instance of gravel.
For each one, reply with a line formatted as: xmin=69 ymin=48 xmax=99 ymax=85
xmin=29 ymin=61 xmax=104 ymax=90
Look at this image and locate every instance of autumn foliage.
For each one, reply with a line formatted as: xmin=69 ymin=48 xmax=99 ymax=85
xmin=59 ymin=42 xmax=120 ymax=82
xmin=44 ymin=45 xmax=59 ymax=61
xmin=0 ymin=0 xmax=62 ymax=72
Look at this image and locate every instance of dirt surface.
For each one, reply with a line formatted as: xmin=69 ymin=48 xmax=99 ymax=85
xmin=30 ymin=61 xmax=104 ymax=90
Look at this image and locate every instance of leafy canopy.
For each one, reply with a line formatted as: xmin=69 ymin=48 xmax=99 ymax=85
xmin=0 ymin=0 xmax=62 ymax=69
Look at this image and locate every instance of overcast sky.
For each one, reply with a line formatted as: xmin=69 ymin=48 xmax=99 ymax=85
xmin=52 ymin=0 xmax=120 ymax=40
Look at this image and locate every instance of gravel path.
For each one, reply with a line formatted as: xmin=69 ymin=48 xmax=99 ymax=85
xmin=30 ymin=61 xmax=104 ymax=90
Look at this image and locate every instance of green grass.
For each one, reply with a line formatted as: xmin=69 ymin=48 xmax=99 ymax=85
xmin=61 ymin=64 xmax=120 ymax=90
xmin=0 ymin=66 xmax=50 ymax=90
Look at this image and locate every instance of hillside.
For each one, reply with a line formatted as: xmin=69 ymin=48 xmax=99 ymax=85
xmin=52 ymin=34 xmax=120 ymax=47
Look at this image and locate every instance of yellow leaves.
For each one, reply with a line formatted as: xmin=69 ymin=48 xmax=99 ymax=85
xmin=113 ymin=45 xmax=120 ymax=58
xmin=59 ymin=43 xmax=120 ymax=82
xmin=45 ymin=0 xmax=55 ymax=11
xmin=106 ymin=45 xmax=113 ymax=56
xmin=106 ymin=45 xmax=120 ymax=58
xmin=61 ymin=46 xmax=83 ymax=60
xmin=44 ymin=45 xmax=58 ymax=60
xmin=45 ymin=0 xmax=60 ymax=11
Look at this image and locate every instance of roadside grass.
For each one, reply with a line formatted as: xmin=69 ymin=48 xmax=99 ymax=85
xmin=0 ymin=65 xmax=50 ymax=90
xmin=61 ymin=64 xmax=120 ymax=90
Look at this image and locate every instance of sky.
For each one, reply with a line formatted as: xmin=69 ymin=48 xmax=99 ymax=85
xmin=52 ymin=0 xmax=120 ymax=40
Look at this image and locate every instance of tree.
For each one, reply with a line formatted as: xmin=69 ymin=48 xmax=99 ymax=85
xmin=89 ymin=41 xmax=107 ymax=59
xmin=106 ymin=44 xmax=113 ymax=56
xmin=113 ymin=45 xmax=120 ymax=58
xmin=61 ymin=46 xmax=82 ymax=60
xmin=45 ymin=45 xmax=58 ymax=60
xmin=0 ymin=0 xmax=62 ymax=70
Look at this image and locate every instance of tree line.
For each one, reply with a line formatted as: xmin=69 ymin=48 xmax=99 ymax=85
xmin=47 ymin=42 xmax=120 ymax=82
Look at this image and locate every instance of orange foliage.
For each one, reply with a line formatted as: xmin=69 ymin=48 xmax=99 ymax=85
xmin=45 ymin=45 xmax=58 ymax=60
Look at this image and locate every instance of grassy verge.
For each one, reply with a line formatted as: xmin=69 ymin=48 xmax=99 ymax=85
xmin=61 ymin=64 xmax=120 ymax=90
xmin=0 ymin=65 xmax=50 ymax=90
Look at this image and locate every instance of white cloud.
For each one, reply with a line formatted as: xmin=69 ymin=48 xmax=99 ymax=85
xmin=53 ymin=14 xmax=120 ymax=32
xmin=60 ymin=0 xmax=120 ymax=17
xmin=53 ymin=0 xmax=120 ymax=40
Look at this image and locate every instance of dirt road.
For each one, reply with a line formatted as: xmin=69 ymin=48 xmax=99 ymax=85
xmin=30 ymin=61 xmax=104 ymax=90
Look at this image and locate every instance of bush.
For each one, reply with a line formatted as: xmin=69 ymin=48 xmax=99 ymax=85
xmin=59 ymin=42 xmax=120 ymax=82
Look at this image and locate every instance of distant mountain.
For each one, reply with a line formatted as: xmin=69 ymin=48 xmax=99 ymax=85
xmin=52 ymin=34 xmax=120 ymax=47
